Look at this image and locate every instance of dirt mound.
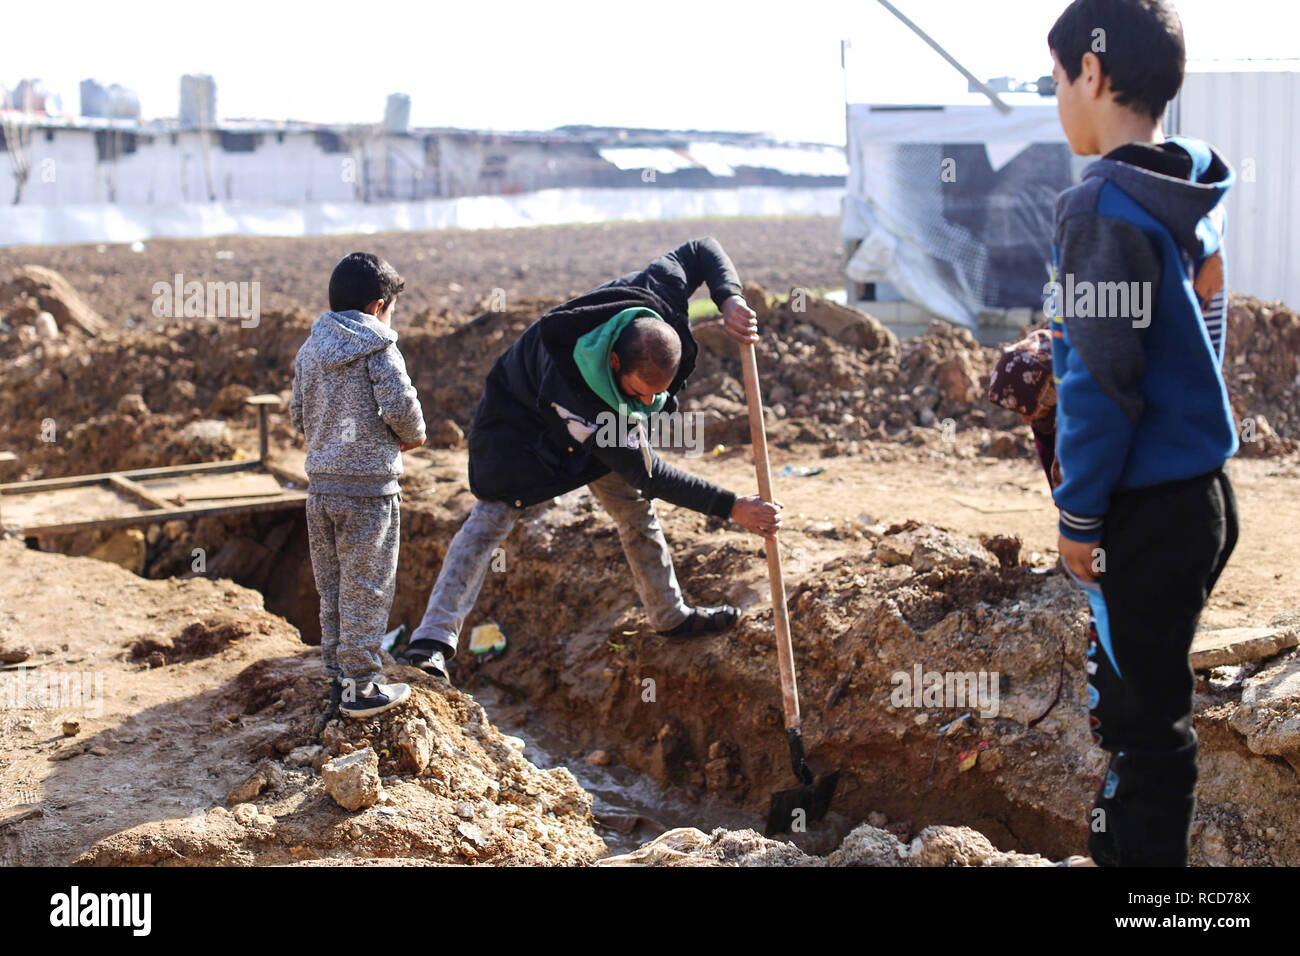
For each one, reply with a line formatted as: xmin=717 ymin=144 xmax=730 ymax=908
xmin=0 ymin=264 xmax=106 ymax=338
xmin=0 ymin=541 xmax=605 ymax=867
xmin=684 ymin=284 xmax=1027 ymax=457
xmin=129 ymin=614 xmax=257 ymax=665
xmin=78 ymin=671 xmax=606 ymax=866
xmin=1224 ymin=294 xmax=1300 ymax=456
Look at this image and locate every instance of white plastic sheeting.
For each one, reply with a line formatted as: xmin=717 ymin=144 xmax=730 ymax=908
xmin=0 ymin=186 xmax=844 ymax=248
xmin=598 ymin=143 xmax=847 ymax=178
xmin=843 ymin=103 xmax=1078 ymax=327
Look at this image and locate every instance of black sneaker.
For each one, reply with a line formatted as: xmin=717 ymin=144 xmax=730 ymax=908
xmin=340 ymin=681 xmax=411 ymax=719
xmin=397 ymin=639 xmax=453 ymax=683
xmin=658 ymin=605 xmax=740 ymax=640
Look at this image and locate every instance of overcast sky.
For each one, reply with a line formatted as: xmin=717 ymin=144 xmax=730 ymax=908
xmin=4 ymin=0 xmax=1294 ymax=144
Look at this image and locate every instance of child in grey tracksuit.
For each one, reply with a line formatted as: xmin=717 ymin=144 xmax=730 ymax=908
xmin=290 ymin=252 xmax=426 ymax=719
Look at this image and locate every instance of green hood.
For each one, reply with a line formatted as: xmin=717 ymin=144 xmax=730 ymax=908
xmin=572 ymin=307 xmax=669 ymax=422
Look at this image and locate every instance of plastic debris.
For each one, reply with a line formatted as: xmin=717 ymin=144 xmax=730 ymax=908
xmin=469 ymin=623 xmax=507 ymax=656
xmin=781 ymin=465 xmax=826 ymax=478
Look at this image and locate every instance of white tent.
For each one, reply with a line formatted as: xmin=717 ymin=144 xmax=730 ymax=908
xmin=842 ymin=100 xmax=1079 ymax=328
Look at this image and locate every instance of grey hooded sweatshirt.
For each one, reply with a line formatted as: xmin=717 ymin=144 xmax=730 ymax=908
xmin=290 ymin=310 xmax=426 ymax=496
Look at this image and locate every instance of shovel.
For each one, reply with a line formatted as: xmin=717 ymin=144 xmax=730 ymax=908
xmin=739 ymin=342 xmax=841 ymax=836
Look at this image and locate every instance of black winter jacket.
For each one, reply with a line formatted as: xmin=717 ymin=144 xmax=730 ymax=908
xmin=467 ymin=238 xmax=743 ymax=515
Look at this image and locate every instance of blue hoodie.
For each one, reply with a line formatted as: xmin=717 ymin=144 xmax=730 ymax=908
xmin=1049 ymin=136 xmax=1238 ymax=542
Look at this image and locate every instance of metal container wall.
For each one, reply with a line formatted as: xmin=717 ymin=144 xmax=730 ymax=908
xmin=1170 ymin=69 xmax=1300 ymax=308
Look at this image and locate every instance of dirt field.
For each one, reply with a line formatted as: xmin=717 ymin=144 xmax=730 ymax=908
xmin=2 ymin=216 xmax=1298 ymax=866
xmin=0 ymin=217 xmax=845 ymax=324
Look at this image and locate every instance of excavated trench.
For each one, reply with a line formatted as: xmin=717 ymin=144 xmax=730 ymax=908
xmin=11 ymin=490 xmax=1108 ymax=859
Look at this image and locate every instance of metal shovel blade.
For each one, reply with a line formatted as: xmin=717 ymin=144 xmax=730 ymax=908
xmin=765 ymin=730 xmax=840 ymax=835
xmin=766 ymin=770 xmax=841 ymax=836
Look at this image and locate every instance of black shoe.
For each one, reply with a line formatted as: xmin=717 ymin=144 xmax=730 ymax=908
xmin=658 ymin=605 xmax=740 ymax=640
xmin=396 ymin=639 xmax=453 ymax=683
xmin=340 ymin=681 xmax=411 ymax=719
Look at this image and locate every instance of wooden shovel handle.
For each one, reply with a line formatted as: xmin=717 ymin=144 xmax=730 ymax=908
xmin=740 ymin=342 xmax=801 ymax=731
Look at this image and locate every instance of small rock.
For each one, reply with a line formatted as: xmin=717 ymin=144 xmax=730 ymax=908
xmin=285 ymin=745 xmax=323 ymax=768
xmin=88 ymin=746 xmax=110 ymax=757
xmin=61 ymin=720 xmax=81 ymax=737
xmin=0 ymin=648 xmax=30 ymax=664
xmin=33 ymin=311 xmax=59 ymax=339
xmin=321 ymin=747 xmax=383 ymax=811
xmin=145 ymin=650 xmax=167 ymax=669
xmin=226 ymin=771 xmax=268 ymax=805
xmin=1191 ymin=626 xmax=1300 ymax=671
xmin=585 ymin=749 xmax=613 ymax=766
xmin=394 ymin=718 xmax=433 ymax=773
xmin=435 ymin=418 xmax=465 ymax=448
xmin=116 ymin=393 xmax=149 ymax=416
xmin=88 ymin=528 xmax=147 ymax=575
xmin=456 ymin=820 xmax=490 ymax=848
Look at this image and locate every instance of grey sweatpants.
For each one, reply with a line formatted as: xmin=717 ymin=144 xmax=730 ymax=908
xmin=305 ymin=492 xmax=400 ymax=686
xmin=410 ymin=471 xmax=690 ymax=655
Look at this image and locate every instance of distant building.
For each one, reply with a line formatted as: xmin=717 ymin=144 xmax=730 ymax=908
xmin=80 ymin=80 xmax=141 ymax=120
xmin=0 ymin=118 xmax=845 ymax=206
xmin=383 ymin=94 xmax=411 ymax=135
xmin=179 ymin=75 xmax=217 ymax=129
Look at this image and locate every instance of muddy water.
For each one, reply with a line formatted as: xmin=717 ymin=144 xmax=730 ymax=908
xmin=472 ymin=685 xmax=762 ymax=856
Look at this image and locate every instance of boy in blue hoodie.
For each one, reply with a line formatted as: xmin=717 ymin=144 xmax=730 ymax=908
xmin=1046 ymin=0 xmax=1239 ymax=866
xmin=291 ymin=253 xmax=427 ymax=720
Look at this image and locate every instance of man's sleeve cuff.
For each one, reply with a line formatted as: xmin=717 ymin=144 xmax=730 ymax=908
xmin=711 ymin=284 xmax=744 ymax=309
xmin=1058 ymin=508 xmax=1104 ymax=542
xmin=711 ymin=490 xmax=738 ymax=520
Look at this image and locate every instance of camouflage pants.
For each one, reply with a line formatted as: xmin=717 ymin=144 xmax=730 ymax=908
xmin=410 ymin=471 xmax=690 ymax=656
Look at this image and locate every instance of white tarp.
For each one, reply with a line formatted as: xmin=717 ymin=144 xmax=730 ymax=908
xmin=0 ymin=186 xmax=844 ymax=248
xmin=598 ymin=143 xmax=847 ymax=178
xmin=843 ymin=103 xmax=1079 ymax=327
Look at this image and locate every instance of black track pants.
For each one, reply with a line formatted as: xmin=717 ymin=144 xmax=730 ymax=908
xmin=1084 ymin=469 xmax=1237 ymax=867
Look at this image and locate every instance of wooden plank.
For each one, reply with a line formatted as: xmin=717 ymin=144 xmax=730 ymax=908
xmin=262 ymin=456 xmax=309 ymax=490
xmin=0 ymin=483 xmax=142 ymax=530
xmin=143 ymin=471 xmax=284 ymax=502
xmin=21 ymin=492 xmax=308 ymax=536
xmin=0 ymin=458 xmax=257 ymax=495
xmin=108 ymin=474 xmax=175 ymax=512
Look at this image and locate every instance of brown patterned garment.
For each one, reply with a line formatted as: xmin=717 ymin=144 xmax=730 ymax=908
xmin=988 ymin=327 xmax=1055 ymax=420
xmin=988 ymin=327 xmax=1061 ymax=488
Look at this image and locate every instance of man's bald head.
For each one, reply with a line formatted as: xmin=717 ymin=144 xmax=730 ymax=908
xmin=612 ymin=316 xmax=681 ymax=384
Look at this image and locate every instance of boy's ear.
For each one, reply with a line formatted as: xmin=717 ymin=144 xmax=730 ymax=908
xmin=362 ymin=298 xmax=384 ymax=316
xmin=1079 ymin=51 xmax=1108 ymax=100
xmin=609 ymin=353 xmax=621 ymax=372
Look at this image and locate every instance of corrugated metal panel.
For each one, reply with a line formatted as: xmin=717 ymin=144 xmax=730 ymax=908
xmin=1170 ymin=70 xmax=1300 ymax=307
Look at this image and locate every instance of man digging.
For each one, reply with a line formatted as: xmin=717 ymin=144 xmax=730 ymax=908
xmin=399 ymin=237 xmax=782 ymax=680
